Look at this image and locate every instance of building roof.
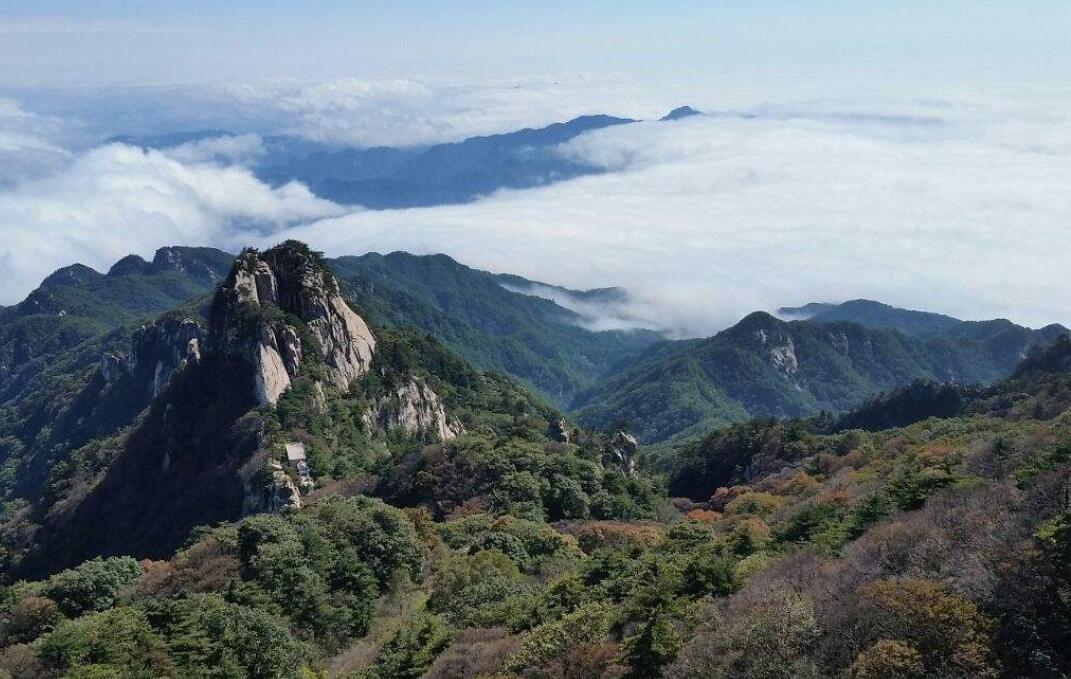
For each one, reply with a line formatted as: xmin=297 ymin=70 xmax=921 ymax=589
xmin=284 ymin=441 xmax=307 ymax=462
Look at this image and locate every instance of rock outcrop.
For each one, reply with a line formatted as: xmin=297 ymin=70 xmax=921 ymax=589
xmin=244 ymin=461 xmax=303 ymax=513
xmin=253 ymin=324 xmax=293 ymax=407
xmin=210 ymin=242 xmax=376 ymax=406
xmin=103 ymin=316 xmax=205 ymax=397
xmin=99 ymin=352 xmax=125 ymax=383
xmin=547 ymin=418 xmax=571 ymax=444
xmin=150 ymin=246 xmax=230 ymax=285
xmin=603 ymin=430 xmax=638 ymax=475
xmin=366 ymin=377 xmax=461 ymax=443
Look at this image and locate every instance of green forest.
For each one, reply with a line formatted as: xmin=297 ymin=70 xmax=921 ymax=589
xmin=0 ymin=242 xmax=1067 ymax=678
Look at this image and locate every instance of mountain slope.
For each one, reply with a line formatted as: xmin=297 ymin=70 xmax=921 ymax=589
xmin=1 ymin=293 xmax=1068 ymax=677
xmin=329 ymin=251 xmax=660 ymax=406
xmin=0 ymin=247 xmax=233 ymax=404
xmin=572 ymin=310 xmax=1068 ymax=443
xmin=1 ymin=242 xmax=658 ymax=578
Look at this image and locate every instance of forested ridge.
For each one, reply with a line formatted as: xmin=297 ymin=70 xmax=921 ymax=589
xmin=0 ymin=243 xmax=1067 ymax=678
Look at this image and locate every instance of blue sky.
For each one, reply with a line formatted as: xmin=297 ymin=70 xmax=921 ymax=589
xmin=1 ymin=1 xmax=1069 ymax=87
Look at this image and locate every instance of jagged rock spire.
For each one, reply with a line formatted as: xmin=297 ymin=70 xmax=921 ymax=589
xmin=210 ymin=241 xmax=376 ymax=406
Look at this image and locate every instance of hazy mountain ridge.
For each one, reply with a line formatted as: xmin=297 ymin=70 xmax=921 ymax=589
xmin=113 ymin=109 xmax=704 ymax=209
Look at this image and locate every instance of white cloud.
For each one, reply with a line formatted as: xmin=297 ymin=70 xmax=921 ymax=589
xmin=0 ymin=141 xmax=342 ymax=304
xmin=7 ymin=74 xmax=692 ymax=148
xmin=276 ymin=94 xmax=1071 ymax=336
xmin=161 ymin=133 xmax=265 ymax=164
xmin=0 ymin=99 xmax=74 ymax=186
xmin=2 ymin=83 xmax=1069 ymax=341
xmin=204 ymin=74 xmax=686 ymax=147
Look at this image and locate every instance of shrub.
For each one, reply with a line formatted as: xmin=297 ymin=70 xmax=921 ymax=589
xmin=504 ymin=603 xmax=613 ymax=673
xmin=573 ymin=521 xmax=664 ymax=554
xmin=142 ymin=595 xmax=309 ymax=678
xmin=359 ymin=613 xmax=453 ymax=679
xmin=856 ymin=578 xmax=996 ymax=678
xmin=623 ymin=607 xmax=684 ymax=678
xmin=42 ymin=557 xmax=142 ymax=617
xmin=3 ymin=595 xmax=60 ymax=644
xmin=35 ymin=607 xmax=175 ymax=678
xmin=724 ymin=492 xmax=782 ymax=518
xmin=849 ymin=639 xmax=925 ymax=679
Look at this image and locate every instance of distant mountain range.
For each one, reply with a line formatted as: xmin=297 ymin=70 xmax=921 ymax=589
xmin=572 ymin=301 xmax=1068 ymax=443
xmin=0 ymin=247 xmax=233 ymax=403
xmin=110 ymin=108 xmax=699 ymax=209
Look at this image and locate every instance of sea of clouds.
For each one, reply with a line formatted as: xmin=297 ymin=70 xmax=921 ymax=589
xmin=0 ymin=76 xmax=1068 ymax=337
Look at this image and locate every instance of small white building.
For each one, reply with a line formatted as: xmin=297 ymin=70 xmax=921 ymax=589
xmin=285 ymin=441 xmax=307 ymax=463
xmin=284 ymin=441 xmax=314 ymax=491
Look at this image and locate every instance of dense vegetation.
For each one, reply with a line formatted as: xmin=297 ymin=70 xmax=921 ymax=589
xmin=2 ymin=336 xmax=1070 ymax=677
xmin=573 ymin=309 xmax=1067 ymax=443
xmin=0 ymin=244 xmax=1069 ymax=677
xmin=330 ymin=251 xmax=659 ymax=407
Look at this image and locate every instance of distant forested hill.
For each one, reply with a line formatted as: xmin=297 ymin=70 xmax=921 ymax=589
xmin=572 ymin=308 xmax=1069 ymax=443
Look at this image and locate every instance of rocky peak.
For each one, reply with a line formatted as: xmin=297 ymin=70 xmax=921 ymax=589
xmin=40 ymin=264 xmax=102 ymax=289
xmin=150 ymin=246 xmax=231 ymax=285
xmin=107 ymin=254 xmax=151 ymax=277
xmin=726 ymin=312 xmax=799 ymax=374
xmin=121 ymin=317 xmax=205 ymax=398
xmin=210 ymin=241 xmax=376 ymax=406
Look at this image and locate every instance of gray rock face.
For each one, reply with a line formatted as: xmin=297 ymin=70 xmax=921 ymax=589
xmin=245 ymin=461 xmax=303 ymax=513
xmin=367 ymin=377 xmax=461 ymax=442
xmin=753 ymin=327 xmax=799 ymax=375
xmin=99 ymin=352 xmax=126 ymax=383
xmin=547 ymin=418 xmax=571 ymax=444
xmin=603 ymin=430 xmax=638 ymax=475
xmin=252 ymin=324 xmax=293 ymax=407
xmin=122 ymin=317 xmax=205 ymax=398
xmin=211 ymin=244 xmax=376 ymax=406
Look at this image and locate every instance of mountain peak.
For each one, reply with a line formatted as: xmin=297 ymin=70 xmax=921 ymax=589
xmin=210 ymin=241 xmax=376 ymax=406
xmin=732 ymin=310 xmax=786 ymax=331
xmin=107 ymin=254 xmax=151 ymax=277
xmin=661 ymin=105 xmax=702 ymax=121
xmin=40 ymin=263 xmax=103 ymax=289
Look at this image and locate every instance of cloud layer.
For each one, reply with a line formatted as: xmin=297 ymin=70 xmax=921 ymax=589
xmin=0 ymin=109 xmax=341 ymax=302
xmin=278 ymin=94 xmax=1071 ymax=335
xmin=1 ymin=80 xmax=1069 ymax=340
